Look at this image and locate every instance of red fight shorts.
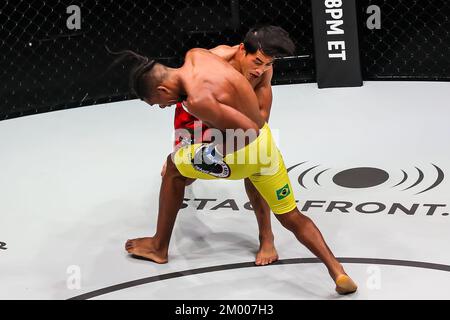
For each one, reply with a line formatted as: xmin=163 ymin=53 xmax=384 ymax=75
xmin=174 ymin=102 xmax=210 ymax=148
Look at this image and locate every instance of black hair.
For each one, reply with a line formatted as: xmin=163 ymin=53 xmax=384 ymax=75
xmin=106 ymin=47 xmax=157 ymax=100
xmin=243 ymin=25 xmax=295 ymax=58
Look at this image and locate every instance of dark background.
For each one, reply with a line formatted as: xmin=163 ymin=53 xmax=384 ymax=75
xmin=1 ymin=0 xmax=449 ymax=120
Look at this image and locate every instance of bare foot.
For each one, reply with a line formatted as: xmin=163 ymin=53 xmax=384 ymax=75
xmin=125 ymin=237 xmax=168 ymax=264
xmin=255 ymin=238 xmax=279 ymax=266
xmin=335 ymin=274 xmax=358 ymax=295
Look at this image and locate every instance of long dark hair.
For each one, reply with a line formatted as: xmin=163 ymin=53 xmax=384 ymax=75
xmin=106 ymin=47 xmax=156 ymax=100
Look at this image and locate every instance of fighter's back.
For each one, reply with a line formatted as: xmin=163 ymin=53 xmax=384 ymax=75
xmin=181 ymin=48 xmax=264 ymax=129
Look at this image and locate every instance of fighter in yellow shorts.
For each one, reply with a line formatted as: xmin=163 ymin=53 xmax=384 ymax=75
xmin=174 ymin=121 xmax=297 ymax=215
xmin=117 ymin=47 xmax=357 ymax=295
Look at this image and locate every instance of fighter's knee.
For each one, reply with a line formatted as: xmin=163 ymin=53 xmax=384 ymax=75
xmin=165 ymin=155 xmax=183 ymax=177
xmin=275 ymin=208 xmax=302 ymax=229
xmin=244 ymin=178 xmax=257 ymax=194
xmin=275 ymin=211 xmax=292 ymax=224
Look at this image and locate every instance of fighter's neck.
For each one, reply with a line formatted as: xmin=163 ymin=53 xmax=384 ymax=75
xmin=229 ymin=55 xmax=243 ymax=74
xmin=165 ymin=68 xmax=187 ymax=101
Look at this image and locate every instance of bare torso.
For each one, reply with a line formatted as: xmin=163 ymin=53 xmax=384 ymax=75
xmin=180 ymin=49 xmax=264 ymax=129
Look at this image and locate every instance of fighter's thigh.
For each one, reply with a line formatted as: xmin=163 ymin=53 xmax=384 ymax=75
xmin=172 ymin=144 xmax=218 ymax=180
xmin=249 ymin=153 xmax=297 ymax=215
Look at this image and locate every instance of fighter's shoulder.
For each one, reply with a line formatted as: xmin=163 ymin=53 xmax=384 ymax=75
xmin=209 ymin=45 xmax=232 ymax=52
xmin=209 ymin=45 xmax=238 ymax=60
xmin=185 ymin=48 xmax=210 ymax=60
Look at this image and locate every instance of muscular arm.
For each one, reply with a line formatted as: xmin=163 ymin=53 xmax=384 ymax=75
xmin=186 ymin=94 xmax=259 ymax=133
xmin=254 ymin=68 xmax=274 ymax=122
xmin=186 ymin=94 xmax=260 ymax=154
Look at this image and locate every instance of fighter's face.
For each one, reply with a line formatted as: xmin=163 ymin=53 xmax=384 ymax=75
xmin=240 ymin=46 xmax=274 ymax=81
xmin=144 ymin=86 xmax=179 ymax=109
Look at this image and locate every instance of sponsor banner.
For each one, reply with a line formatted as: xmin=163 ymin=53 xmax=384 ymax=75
xmin=311 ymin=0 xmax=363 ymax=88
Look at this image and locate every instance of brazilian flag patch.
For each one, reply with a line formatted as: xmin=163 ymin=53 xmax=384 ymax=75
xmin=276 ymin=184 xmax=291 ymax=200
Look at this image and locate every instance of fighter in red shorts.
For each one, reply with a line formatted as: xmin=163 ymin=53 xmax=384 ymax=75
xmin=160 ymin=26 xmax=295 ymax=266
xmin=173 ymin=101 xmax=209 ymax=148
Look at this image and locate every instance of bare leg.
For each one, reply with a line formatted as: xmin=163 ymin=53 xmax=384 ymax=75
xmin=126 ymin=155 xmax=187 ymax=263
xmin=162 ymin=159 xmax=195 ymax=186
xmin=275 ymin=209 xmax=357 ymax=294
xmin=244 ymin=178 xmax=278 ymax=266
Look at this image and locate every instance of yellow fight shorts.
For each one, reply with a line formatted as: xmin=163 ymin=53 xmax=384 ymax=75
xmin=173 ymin=123 xmax=297 ymax=214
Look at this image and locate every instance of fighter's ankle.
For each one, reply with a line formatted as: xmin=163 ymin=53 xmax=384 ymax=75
xmin=330 ymin=268 xmax=347 ymax=282
xmin=151 ymin=236 xmax=168 ymax=251
xmin=258 ymin=233 xmax=275 ymax=242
